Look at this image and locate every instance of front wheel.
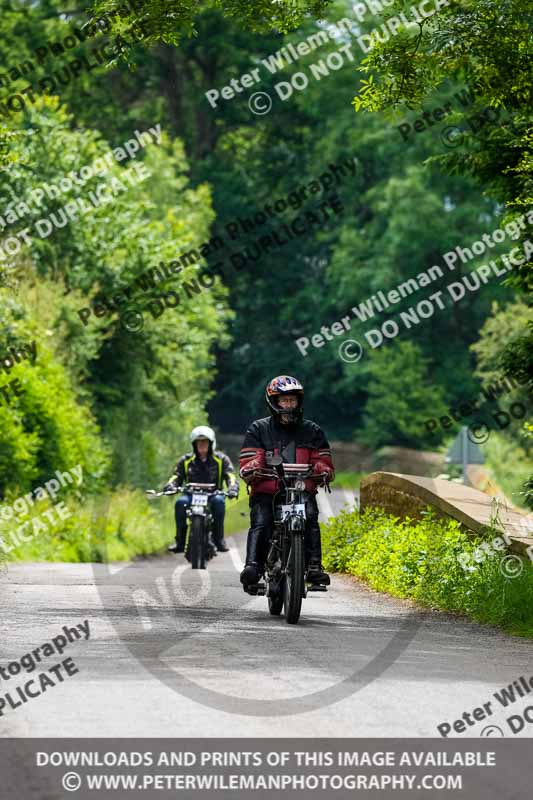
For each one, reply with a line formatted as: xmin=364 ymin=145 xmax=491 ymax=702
xmin=190 ymin=515 xmax=207 ymax=569
xmin=283 ymin=534 xmax=304 ymax=624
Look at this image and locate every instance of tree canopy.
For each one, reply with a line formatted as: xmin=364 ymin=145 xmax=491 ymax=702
xmin=0 ymin=0 xmax=530 ymax=510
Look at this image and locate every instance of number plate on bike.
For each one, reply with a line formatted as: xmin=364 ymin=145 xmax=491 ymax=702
xmin=192 ymin=493 xmax=208 ymax=506
xmin=280 ymin=503 xmax=306 ymax=519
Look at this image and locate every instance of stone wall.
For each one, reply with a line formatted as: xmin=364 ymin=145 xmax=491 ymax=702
xmin=360 ymin=472 xmax=533 ymax=555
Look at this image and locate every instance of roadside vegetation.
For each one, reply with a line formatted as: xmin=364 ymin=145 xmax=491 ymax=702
xmin=0 ymin=489 xmax=172 ymax=563
xmin=0 ymin=0 xmax=530 ymax=563
xmin=323 ymin=507 xmax=533 ymax=637
xmin=330 ymin=471 xmax=364 ymax=491
xmin=0 ymin=489 xmax=248 ymax=563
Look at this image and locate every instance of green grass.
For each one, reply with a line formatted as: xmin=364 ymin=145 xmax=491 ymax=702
xmin=323 ymin=506 xmax=533 ymax=637
xmin=483 ymin=431 xmax=532 ymax=509
xmin=332 ymin=471 xmax=365 ymax=490
xmin=223 ymin=494 xmax=250 ymax=536
xmin=0 ymin=487 xmax=249 ymax=563
xmin=0 ymin=488 xmax=174 ymax=562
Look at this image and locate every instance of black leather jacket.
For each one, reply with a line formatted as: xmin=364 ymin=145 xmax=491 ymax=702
xmin=171 ymin=449 xmax=238 ymax=490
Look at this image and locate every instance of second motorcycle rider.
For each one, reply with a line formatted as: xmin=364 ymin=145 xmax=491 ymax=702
xmin=165 ymin=426 xmax=239 ymax=554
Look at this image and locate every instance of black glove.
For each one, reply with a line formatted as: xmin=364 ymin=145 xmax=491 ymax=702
xmin=163 ymin=481 xmax=178 ymax=493
xmin=227 ymin=484 xmax=239 ymax=499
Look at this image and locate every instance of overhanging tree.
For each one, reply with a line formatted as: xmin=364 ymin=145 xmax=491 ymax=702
xmin=353 ymin=0 xmax=532 ymax=495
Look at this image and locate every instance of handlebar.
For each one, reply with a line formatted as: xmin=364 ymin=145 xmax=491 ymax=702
xmin=145 ymin=485 xmax=233 ymax=499
xmin=243 ymin=466 xmax=331 ymax=483
xmin=145 ymin=488 xmax=181 ymax=498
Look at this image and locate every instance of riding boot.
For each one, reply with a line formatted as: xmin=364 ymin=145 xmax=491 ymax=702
xmin=173 ymin=496 xmax=189 ymax=553
xmin=176 ymin=526 xmax=186 ymax=552
xmin=240 ymin=495 xmax=272 ymax=589
xmin=240 ymin=528 xmax=264 ymax=587
xmin=305 ymin=515 xmax=330 ymax=586
xmin=168 ymin=526 xmax=186 ymax=554
xmin=207 ymin=529 xmax=217 ymax=559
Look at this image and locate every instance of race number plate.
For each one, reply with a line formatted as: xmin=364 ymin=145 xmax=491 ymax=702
xmin=192 ymin=493 xmax=208 ymax=506
xmin=281 ymin=503 xmax=306 ymax=519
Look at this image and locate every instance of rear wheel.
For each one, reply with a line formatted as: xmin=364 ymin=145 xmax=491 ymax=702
xmin=190 ymin=516 xmax=206 ymax=569
xmin=284 ymin=534 xmax=304 ymax=624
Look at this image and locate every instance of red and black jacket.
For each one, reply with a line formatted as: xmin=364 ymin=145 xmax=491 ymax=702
xmin=239 ymin=416 xmax=335 ymax=496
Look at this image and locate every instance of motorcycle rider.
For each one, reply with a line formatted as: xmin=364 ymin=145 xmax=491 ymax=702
xmin=239 ymin=375 xmax=334 ymax=591
xmin=165 ymin=426 xmax=239 ymax=554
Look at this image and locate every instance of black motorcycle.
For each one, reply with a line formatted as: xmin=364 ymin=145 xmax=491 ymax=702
xmin=146 ymin=483 xmax=227 ymax=569
xmin=250 ymin=456 xmax=329 ymax=625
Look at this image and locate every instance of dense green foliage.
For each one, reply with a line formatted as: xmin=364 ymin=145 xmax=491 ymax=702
xmin=0 ymin=0 xmax=530 ymax=562
xmin=352 ymin=0 xmax=532 ymax=495
xmin=0 ymin=487 xmax=174 ymax=562
xmin=125 ymin=0 xmax=523 ymax=445
xmin=0 ymin=94 xmax=232 ymax=500
xmin=2 ymin=1 xmax=526 ymax=441
xmin=91 ymin=0 xmax=334 ymax=42
xmin=470 ymin=300 xmax=532 ymax=505
xmin=323 ymin=506 xmax=533 ymax=635
xmin=359 ymin=341 xmax=448 ymax=447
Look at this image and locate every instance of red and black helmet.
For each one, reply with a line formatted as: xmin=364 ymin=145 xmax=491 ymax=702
xmin=265 ymin=375 xmax=304 ymax=424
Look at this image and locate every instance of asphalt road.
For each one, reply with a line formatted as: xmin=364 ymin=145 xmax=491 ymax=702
xmin=1 ymin=488 xmax=532 ymax=739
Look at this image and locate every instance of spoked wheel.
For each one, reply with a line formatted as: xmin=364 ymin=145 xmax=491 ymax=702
xmin=283 ymin=535 xmax=305 ymax=624
xmin=190 ymin=516 xmax=207 ymax=569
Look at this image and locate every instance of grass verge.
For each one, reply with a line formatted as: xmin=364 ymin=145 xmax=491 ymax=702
xmin=0 ymin=488 xmax=173 ymax=562
xmin=224 ymin=494 xmax=250 ymax=536
xmin=331 ymin=471 xmax=364 ymax=490
xmin=0 ymin=488 xmax=249 ymax=563
xmin=322 ymin=506 xmax=533 ymax=637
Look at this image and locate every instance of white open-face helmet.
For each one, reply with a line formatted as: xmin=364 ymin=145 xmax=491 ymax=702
xmin=190 ymin=425 xmax=216 ymax=450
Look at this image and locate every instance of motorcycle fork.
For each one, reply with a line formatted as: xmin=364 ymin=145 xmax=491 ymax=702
xmin=186 ymin=509 xmax=207 ymax=549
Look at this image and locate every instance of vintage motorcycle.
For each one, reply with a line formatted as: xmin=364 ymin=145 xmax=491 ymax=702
xmin=248 ymin=456 xmax=329 ymax=625
xmin=146 ymin=483 xmax=228 ymax=569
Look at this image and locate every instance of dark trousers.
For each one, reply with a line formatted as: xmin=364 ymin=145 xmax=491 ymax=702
xmin=174 ymin=493 xmax=226 ymax=548
xmin=244 ymin=492 xmax=322 ymax=568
